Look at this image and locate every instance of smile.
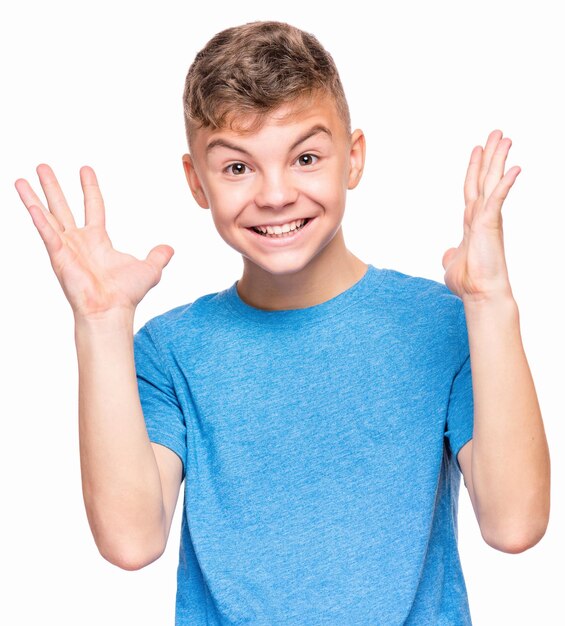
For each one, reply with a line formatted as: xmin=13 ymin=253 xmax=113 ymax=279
xmin=250 ymin=218 xmax=311 ymax=237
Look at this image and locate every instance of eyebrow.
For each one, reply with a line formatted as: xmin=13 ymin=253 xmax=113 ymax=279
xmin=205 ymin=124 xmax=333 ymax=157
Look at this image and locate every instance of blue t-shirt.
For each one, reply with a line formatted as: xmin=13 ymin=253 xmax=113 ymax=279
xmin=133 ymin=264 xmax=474 ymax=625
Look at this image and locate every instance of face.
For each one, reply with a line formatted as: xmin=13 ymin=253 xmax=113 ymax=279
xmin=182 ymin=93 xmax=365 ymax=280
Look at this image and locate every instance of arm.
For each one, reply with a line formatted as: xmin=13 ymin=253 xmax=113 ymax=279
xmin=442 ymin=131 xmax=550 ymax=553
xmin=75 ymin=312 xmax=183 ymax=570
xmin=457 ymin=296 xmax=550 ymax=553
xmin=15 ymin=164 xmax=180 ymax=570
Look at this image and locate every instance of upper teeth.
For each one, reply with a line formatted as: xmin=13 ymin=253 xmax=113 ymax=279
xmin=253 ymin=219 xmax=306 ymax=234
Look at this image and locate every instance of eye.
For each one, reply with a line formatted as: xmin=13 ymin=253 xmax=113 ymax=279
xmin=296 ymin=153 xmax=319 ymax=167
xmin=225 ymin=162 xmax=249 ymax=176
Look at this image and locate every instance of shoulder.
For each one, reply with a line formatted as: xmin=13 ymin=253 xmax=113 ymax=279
xmin=380 ymin=267 xmax=464 ymax=318
xmin=137 ymin=285 xmax=233 ymax=340
xmin=377 ymin=267 xmax=469 ymax=363
xmin=133 ymin=287 xmax=234 ymax=372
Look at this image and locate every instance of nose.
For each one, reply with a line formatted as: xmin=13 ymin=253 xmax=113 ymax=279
xmin=254 ymin=169 xmax=299 ymax=210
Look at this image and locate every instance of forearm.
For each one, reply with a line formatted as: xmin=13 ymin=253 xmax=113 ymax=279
xmin=75 ymin=310 xmax=166 ymax=569
xmin=464 ymin=294 xmax=550 ymax=547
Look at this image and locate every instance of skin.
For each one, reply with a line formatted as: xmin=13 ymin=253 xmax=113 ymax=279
xmin=14 ymin=96 xmax=549 ymax=565
xmin=182 ymin=93 xmax=368 ymax=311
xmin=14 ymin=166 xmax=180 ymax=570
xmin=441 ymin=130 xmax=550 ymax=552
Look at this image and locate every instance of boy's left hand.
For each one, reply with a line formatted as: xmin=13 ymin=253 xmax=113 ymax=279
xmin=442 ymin=129 xmax=521 ymax=304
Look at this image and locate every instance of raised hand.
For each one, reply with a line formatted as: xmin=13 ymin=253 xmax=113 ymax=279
xmin=442 ymin=130 xmax=521 ymax=303
xmin=15 ymin=164 xmax=174 ymax=320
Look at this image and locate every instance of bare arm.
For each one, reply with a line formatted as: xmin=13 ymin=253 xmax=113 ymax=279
xmin=457 ymin=297 xmax=550 ymax=553
xmin=15 ymin=164 xmax=180 ymax=570
xmin=443 ymin=130 xmax=550 ymax=553
xmin=75 ymin=312 xmax=183 ymax=570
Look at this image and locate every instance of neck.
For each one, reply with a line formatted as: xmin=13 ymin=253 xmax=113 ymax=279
xmin=236 ymin=229 xmax=368 ymax=311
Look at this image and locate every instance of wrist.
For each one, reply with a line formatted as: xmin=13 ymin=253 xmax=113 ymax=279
xmin=74 ymin=307 xmax=136 ymax=335
xmin=462 ymin=290 xmax=520 ymax=326
xmin=461 ymin=282 xmax=515 ymax=308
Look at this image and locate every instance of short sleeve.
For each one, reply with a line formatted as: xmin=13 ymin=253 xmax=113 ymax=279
xmin=444 ymin=304 xmax=475 ymax=473
xmin=133 ymin=322 xmax=187 ymax=481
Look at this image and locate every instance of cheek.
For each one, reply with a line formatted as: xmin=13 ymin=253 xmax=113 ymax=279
xmin=208 ymin=183 xmax=251 ymax=215
xmin=304 ymin=156 xmax=348 ymax=196
xmin=206 ymin=188 xmax=254 ymax=244
xmin=301 ymin=172 xmax=346 ymax=209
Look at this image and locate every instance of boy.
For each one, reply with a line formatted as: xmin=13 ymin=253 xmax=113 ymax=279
xmin=15 ymin=19 xmax=549 ymax=626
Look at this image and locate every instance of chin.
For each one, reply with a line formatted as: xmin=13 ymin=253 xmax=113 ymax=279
xmin=242 ymin=253 xmax=318 ymax=277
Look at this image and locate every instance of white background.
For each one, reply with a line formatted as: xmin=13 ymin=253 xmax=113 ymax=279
xmin=1 ymin=1 xmax=563 ymax=624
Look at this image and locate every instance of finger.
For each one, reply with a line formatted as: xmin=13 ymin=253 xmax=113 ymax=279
xmin=14 ymin=177 xmax=63 ymax=234
xmin=36 ymin=164 xmax=77 ymax=231
xmin=27 ymin=204 xmax=64 ymax=257
xmin=463 ymin=145 xmax=483 ymax=222
xmin=80 ymin=166 xmax=106 ymax=228
xmin=483 ymin=137 xmax=512 ymax=201
xmin=145 ymin=245 xmax=175 ymax=280
xmin=484 ymin=166 xmax=521 ymax=218
xmin=478 ymin=129 xmax=503 ymax=193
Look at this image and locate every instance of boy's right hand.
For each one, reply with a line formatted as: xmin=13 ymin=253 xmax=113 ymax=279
xmin=15 ymin=164 xmax=174 ymax=320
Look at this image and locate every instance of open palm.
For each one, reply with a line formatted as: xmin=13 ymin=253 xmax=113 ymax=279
xmin=15 ymin=164 xmax=174 ymax=319
xmin=442 ymin=130 xmax=521 ymax=303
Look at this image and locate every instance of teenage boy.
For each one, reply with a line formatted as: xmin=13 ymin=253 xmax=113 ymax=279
xmin=16 ymin=20 xmax=550 ymax=626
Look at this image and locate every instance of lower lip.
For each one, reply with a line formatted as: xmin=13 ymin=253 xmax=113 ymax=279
xmin=246 ymin=218 xmax=315 ymax=246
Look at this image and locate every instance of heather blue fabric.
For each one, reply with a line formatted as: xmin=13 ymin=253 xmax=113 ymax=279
xmin=133 ymin=264 xmax=474 ymax=625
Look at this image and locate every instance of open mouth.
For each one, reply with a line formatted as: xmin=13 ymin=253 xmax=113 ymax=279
xmin=249 ymin=218 xmax=312 ymax=238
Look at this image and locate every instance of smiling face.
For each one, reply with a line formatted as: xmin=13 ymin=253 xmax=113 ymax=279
xmin=182 ymin=92 xmax=365 ymax=289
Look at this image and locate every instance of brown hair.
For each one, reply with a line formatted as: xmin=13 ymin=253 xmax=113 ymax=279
xmin=182 ymin=21 xmax=351 ymax=149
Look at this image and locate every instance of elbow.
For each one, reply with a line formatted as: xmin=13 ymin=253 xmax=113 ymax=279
xmin=477 ymin=484 xmax=551 ymax=554
xmin=481 ymin=519 xmax=549 ymax=554
xmin=98 ymin=540 xmax=165 ymax=571
xmin=484 ymin=535 xmax=541 ymax=554
xmin=86 ymin=509 xmax=168 ymax=571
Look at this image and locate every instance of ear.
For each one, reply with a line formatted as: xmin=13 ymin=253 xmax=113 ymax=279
xmin=182 ymin=154 xmax=209 ymax=209
xmin=347 ymin=129 xmax=366 ymax=190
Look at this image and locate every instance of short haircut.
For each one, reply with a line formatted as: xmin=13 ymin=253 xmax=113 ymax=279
xmin=183 ymin=20 xmax=351 ymax=150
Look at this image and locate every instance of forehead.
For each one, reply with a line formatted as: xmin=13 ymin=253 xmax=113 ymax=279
xmin=263 ymin=93 xmax=339 ymax=126
xmin=193 ymin=93 xmax=347 ymax=152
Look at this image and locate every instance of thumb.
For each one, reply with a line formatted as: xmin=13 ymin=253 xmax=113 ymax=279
xmin=442 ymin=247 xmax=457 ymax=271
xmin=145 ymin=244 xmax=175 ymax=274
